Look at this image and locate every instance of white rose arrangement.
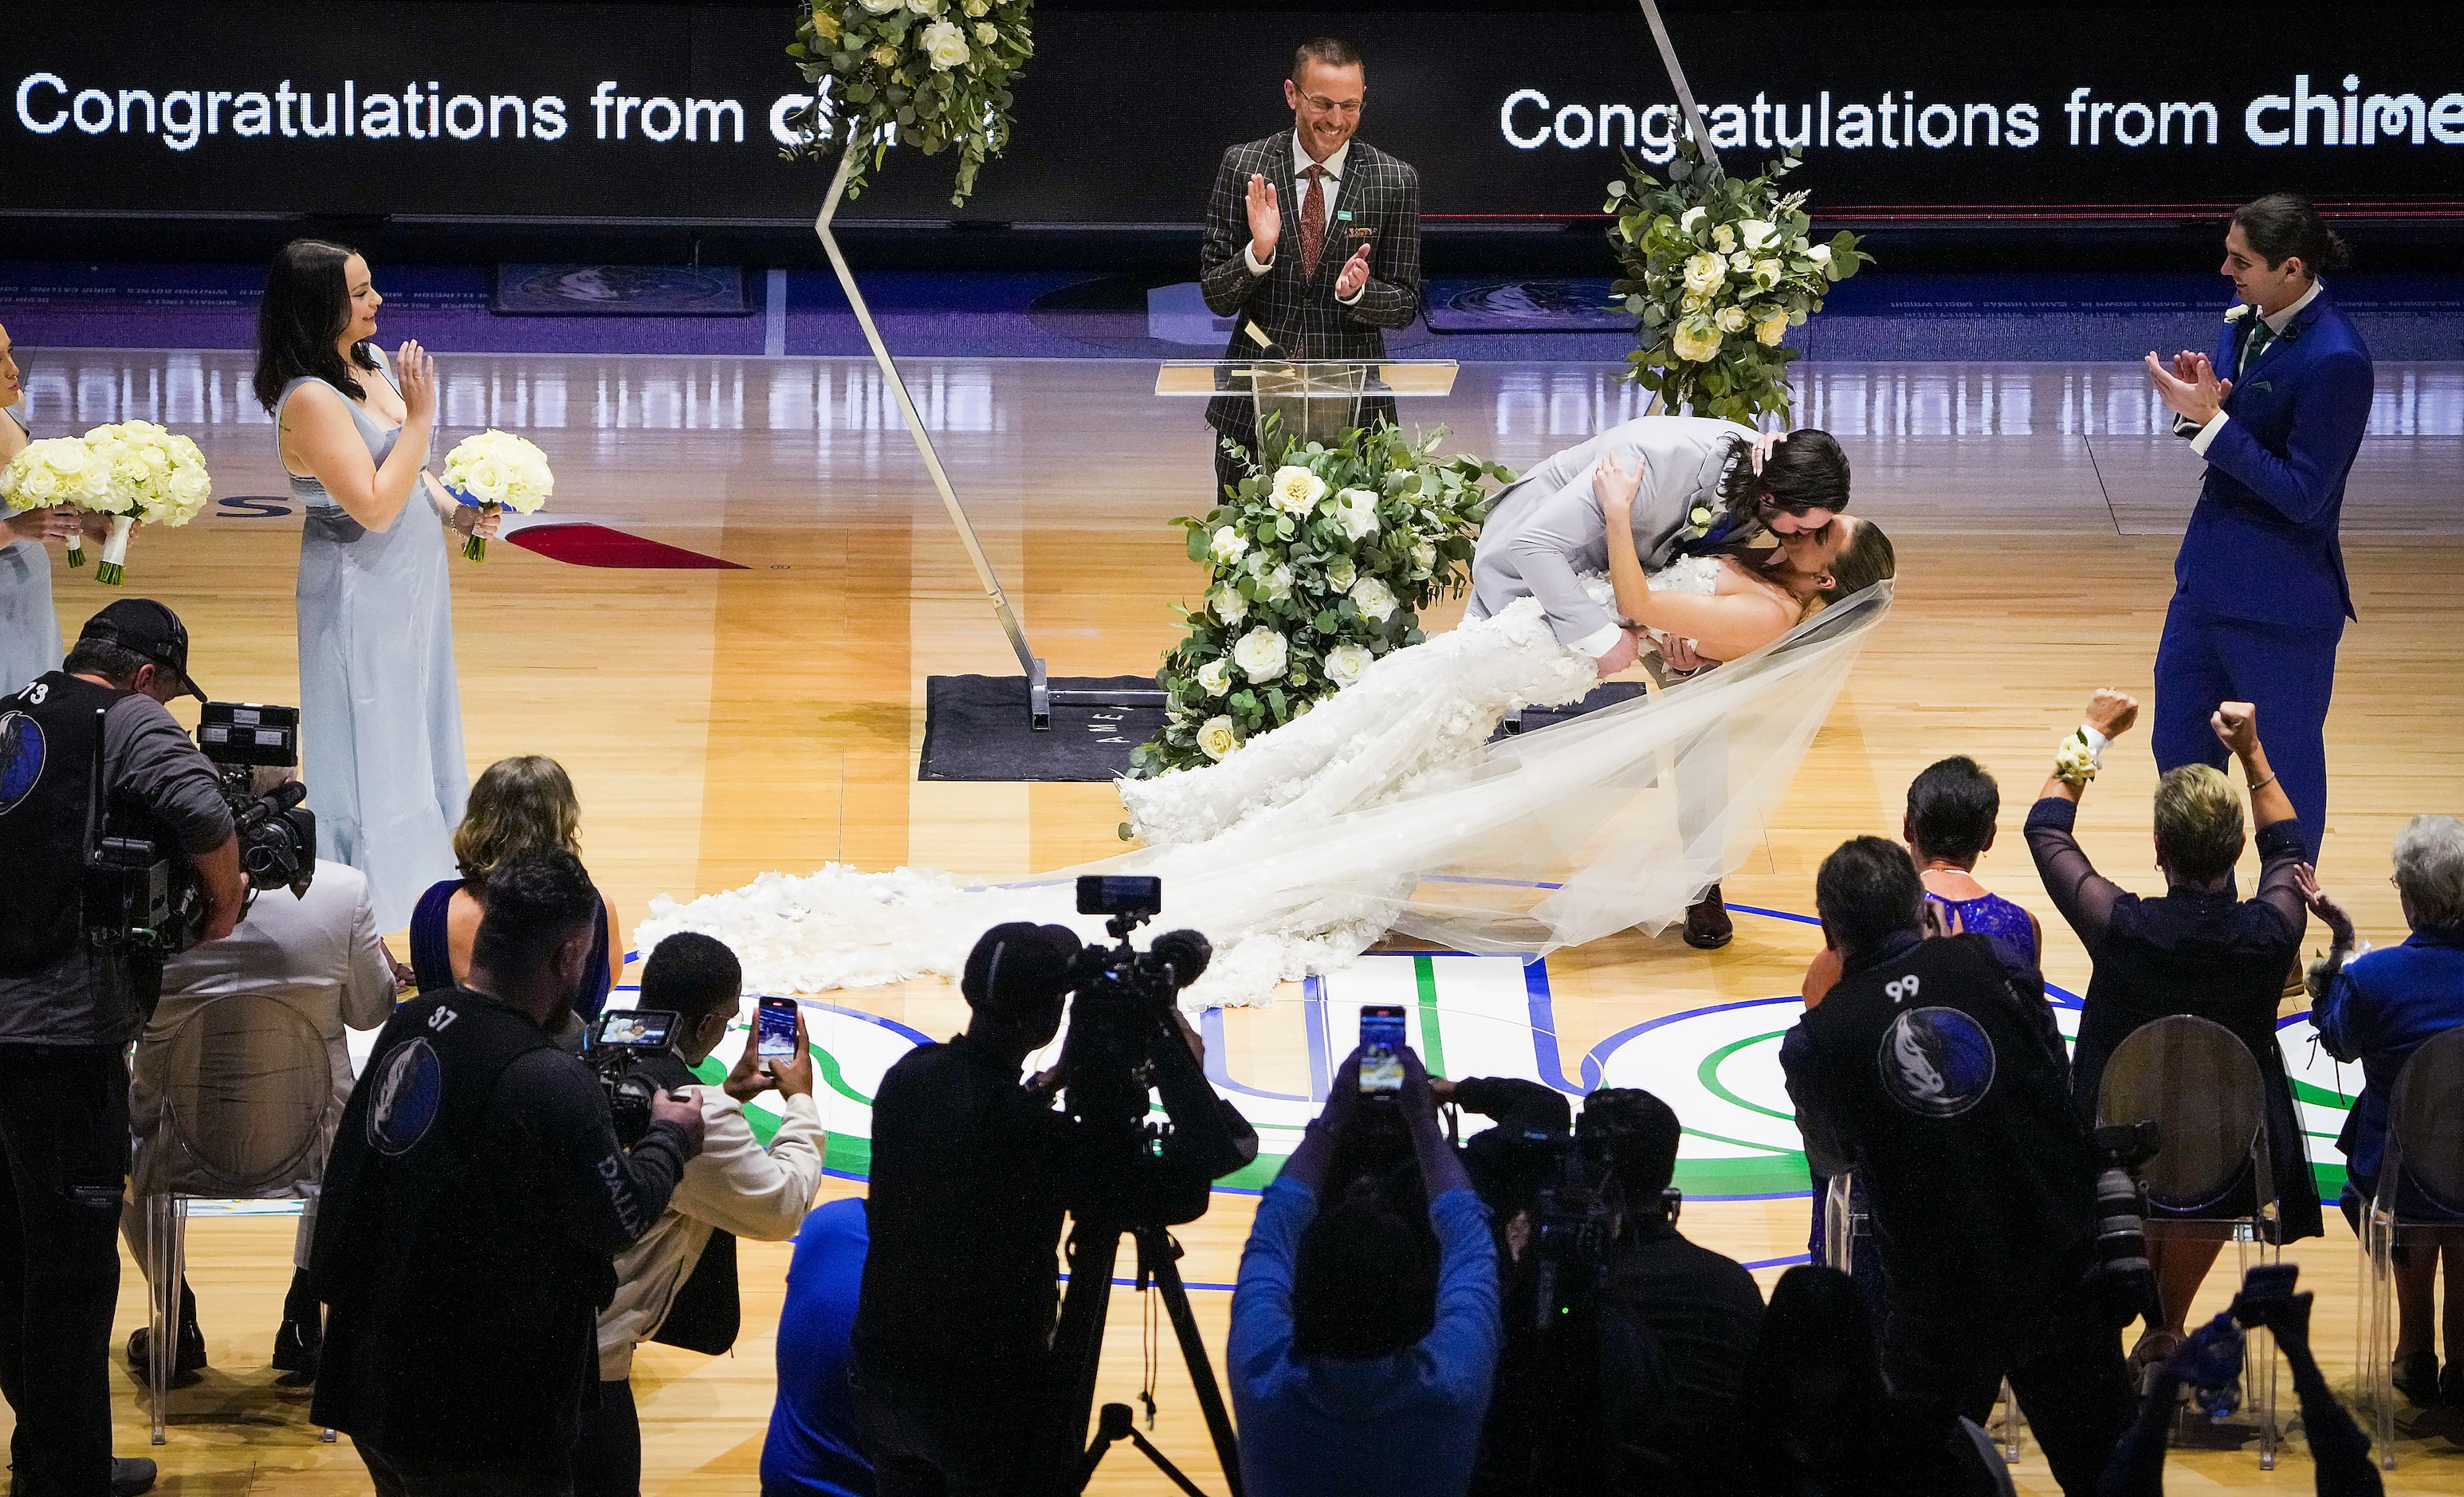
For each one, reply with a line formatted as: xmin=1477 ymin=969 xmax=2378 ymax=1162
xmin=0 ymin=436 xmax=113 ymax=571
xmin=76 ymin=422 xmax=213 ymax=585
xmin=785 ymin=0 xmax=1033 ymax=206
xmin=441 ymin=429 xmax=554 ymax=561
xmin=1133 ymin=422 xmax=1511 ymax=780
xmin=1606 ymin=136 xmax=1870 ymax=425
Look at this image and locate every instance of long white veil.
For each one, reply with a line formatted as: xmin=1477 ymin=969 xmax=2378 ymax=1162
xmin=637 ymin=583 xmax=1892 ymax=1008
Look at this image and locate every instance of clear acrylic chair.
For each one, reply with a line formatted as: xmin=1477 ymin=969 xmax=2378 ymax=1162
xmin=1822 ymin=1172 xmax=2025 ymax=1468
xmin=2353 ymin=1024 xmax=2464 ymax=1470
xmin=136 ymin=992 xmax=334 ymax=1444
xmin=2092 ymin=1012 xmax=2282 ymax=1468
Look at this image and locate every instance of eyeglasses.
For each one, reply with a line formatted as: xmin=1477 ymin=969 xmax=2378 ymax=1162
xmin=1297 ymin=92 xmax=1363 ymax=116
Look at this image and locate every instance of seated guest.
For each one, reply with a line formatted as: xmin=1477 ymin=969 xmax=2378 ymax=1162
xmin=1783 ymin=836 xmax=2130 ymax=1496
xmin=1230 ymin=1045 xmax=1499 ymax=1497
xmin=2303 ymin=815 xmax=2464 ymax=1405
xmin=2025 ymin=690 xmax=2321 ymax=1358
xmin=1727 ymin=1266 xmax=2011 ymax=1497
xmin=760 ymin=1196 xmax=874 ymax=1497
xmin=574 ymin=934 xmax=828 ymax=1497
xmin=122 ymin=790 xmax=404 ymax=1382
xmin=409 ymin=754 xmax=623 ymax=1022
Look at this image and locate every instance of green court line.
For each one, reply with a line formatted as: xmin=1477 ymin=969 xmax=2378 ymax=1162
xmin=1412 ymin=955 xmax=1448 ymax=1078
xmin=1698 ymin=1030 xmax=1796 ymax=1125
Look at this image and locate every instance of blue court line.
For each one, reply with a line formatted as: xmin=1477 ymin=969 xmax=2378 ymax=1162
xmin=1062 ymin=1273 xmax=1237 ymax=1293
xmin=1742 ymin=1253 xmax=1812 ymax=1272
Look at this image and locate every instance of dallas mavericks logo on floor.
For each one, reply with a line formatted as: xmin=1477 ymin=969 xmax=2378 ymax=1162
xmin=0 ymin=713 xmax=44 ymax=816
xmin=1876 ymin=1007 xmax=1997 ymax=1118
xmin=368 ymin=1037 xmax=446 ymax=1157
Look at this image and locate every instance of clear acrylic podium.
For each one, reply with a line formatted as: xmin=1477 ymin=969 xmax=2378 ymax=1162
xmin=1154 ymin=360 xmax=1460 ymax=447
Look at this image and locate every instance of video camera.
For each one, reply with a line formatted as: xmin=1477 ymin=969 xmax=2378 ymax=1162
xmin=1049 ymin=875 xmax=1212 ymax=1130
xmin=584 ymin=1008 xmax=682 ymax=1148
xmin=86 ymin=701 xmax=316 ymax=956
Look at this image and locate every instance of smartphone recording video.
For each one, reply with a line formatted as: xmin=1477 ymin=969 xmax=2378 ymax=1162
xmin=756 ymin=996 xmax=800 ymax=1059
xmin=1358 ymin=1004 xmax=1405 ymax=1096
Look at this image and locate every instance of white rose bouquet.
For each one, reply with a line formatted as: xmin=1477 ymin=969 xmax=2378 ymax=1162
xmin=1131 ymin=421 xmax=1511 ymax=780
xmin=0 ymin=436 xmax=114 ymax=571
xmin=441 ymin=429 xmax=554 ymax=561
xmin=784 ymin=0 xmax=1034 ymax=206
xmin=1605 ymin=136 xmax=1871 ymax=426
xmin=79 ymin=421 xmax=212 ymax=585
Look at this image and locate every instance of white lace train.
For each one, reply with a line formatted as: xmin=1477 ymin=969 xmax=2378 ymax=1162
xmin=635 ymin=570 xmax=1891 ymax=1011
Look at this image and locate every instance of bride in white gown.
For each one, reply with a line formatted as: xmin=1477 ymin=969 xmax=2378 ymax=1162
xmin=639 ymin=473 xmax=1897 ymax=1009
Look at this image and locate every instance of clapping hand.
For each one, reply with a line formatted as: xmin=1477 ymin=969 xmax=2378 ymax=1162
xmin=1244 ymin=174 xmax=1281 ymax=264
xmin=2085 ymin=688 xmax=2140 ymax=740
xmin=2292 ymin=864 xmax=2356 ymax=949
xmin=2144 ymin=348 xmax=2233 ymax=426
xmin=395 ymin=340 xmax=437 ymax=424
xmin=1333 ymin=242 xmax=1373 ymax=301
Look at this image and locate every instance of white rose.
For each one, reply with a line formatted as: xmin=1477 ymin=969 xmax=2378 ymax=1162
xmin=1270 ymin=464 xmax=1327 ymax=516
xmin=858 ymin=0 xmax=901 ymax=12
xmin=1349 ymin=576 xmax=1397 ymax=623
xmin=1197 ymin=716 xmax=1240 ymax=761
xmin=1752 ymin=257 xmax=1783 ymax=288
xmin=1807 ymin=244 xmax=1833 ymax=265
xmin=461 ymin=455 xmax=513 ymax=503
xmin=1715 ymin=306 xmax=1749 ymax=335
xmin=1207 ymin=526 xmax=1249 ymax=565
xmin=1232 ymin=627 xmax=1288 ymax=682
xmin=1754 ymin=309 xmax=1789 ymax=347
xmin=962 ymin=0 xmax=988 ymax=11
xmin=1331 ymin=488 xmax=1379 ymax=542
xmin=1260 ymin=564 xmax=1294 ymax=603
xmin=1325 ymin=556 xmax=1358 ymax=592
xmin=1324 ymin=642 xmax=1373 ymax=688
xmin=1409 ymin=539 xmax=1436 ymax=578
xmin=974 ymin=21 xmax=996 ymax=42
xmin=1680 ymin=253 xmax=1725 ymax=297
xmin=906 ymin=0 xmax=941 ymax=13
xmin=39 ymin=442 xmax=88 ymax=476
xmin=1729 ymin=250 xmax=1754 ymax=273
xmin=1679 ymin=206 xmax=1706 ymax=234
xmin=11 ymin=466 xmax=58 ymax=505
xmin=1738 ymin=219 xmax=1779 ymax=250
xmin=1210 ymin=583 xmax=1248 ymax=625
xmin=1711 ymin=223 xmax=1736 ymax=253
xmin=1195 ymin=658 xmax=1235 ymax=697
xmin=918 ymin=18 xmax=970 ymax=69
xmin=1672 ymin=316 xmax=1723 ymax=363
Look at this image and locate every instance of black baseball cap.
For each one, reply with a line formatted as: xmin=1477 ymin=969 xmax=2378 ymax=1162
xmin=961 ymin=922 xmax=1082 ymax=1016
xmin=78 ymin=599 xmax=206 ymax=701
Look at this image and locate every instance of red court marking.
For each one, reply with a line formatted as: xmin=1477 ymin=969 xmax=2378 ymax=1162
xmin=505 ymin=523 xmax=746 ymax=570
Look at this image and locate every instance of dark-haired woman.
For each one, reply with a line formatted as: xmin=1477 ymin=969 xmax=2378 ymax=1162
xmin=2144 ymin=191 xmax=2372 ymax=866
xmin=257 ymin=240 xmax=497 ymax=932
xmin=0 ymin=321 xmax=80 ymax=696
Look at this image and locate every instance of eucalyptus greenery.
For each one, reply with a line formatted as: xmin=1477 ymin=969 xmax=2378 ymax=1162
xmin=1129 ymin=422 xmax=1514 ymax=780
xmin=1605 ymin=136 xmax=1872 ymax=425
xmin=785 ymin=0 xmax=1032 ymax=206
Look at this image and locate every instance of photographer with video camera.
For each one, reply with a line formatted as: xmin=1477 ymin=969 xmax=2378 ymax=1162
xmin=309 ymin=849 xmax=707 ymax=1495
xmin=1781 ymin=836 xmax=2133 ymax=1497
xmin=0 ymin=598 xmax=244 ymax=1497
xmin=1228 ymin=1042 xmax=1499 ymax=1497
xmin=854 ymin=884 xmax=1255 ymax=1497
xmin=575 ymin=933 xmax=829 ymax=1497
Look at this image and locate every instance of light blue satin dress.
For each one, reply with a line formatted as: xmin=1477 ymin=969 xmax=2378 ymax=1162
xmin=0 ymin=403 xmax=63 ymax=697
xmin=279 ymin=364 xmax=468 ymax=933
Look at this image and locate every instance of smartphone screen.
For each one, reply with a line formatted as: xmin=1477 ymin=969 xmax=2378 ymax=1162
xmin=756 ymin=996 xmax=799 ymax=1059
xmin=1358 ymin=1005 xmax=1406 ymax=1095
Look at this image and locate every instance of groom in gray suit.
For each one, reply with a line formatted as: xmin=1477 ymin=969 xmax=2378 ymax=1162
xmin=1469 ymin=415 xmax=1853 ymax=946
xmin=1470 ymin=415 xmax=1852 ymax=677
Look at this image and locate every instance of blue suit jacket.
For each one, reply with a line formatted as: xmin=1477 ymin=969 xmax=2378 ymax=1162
xmin=2310 ymin=929 xmax=2464 ymax=1207
xmin=2175 ymin=288 xmax=2373 ymax=629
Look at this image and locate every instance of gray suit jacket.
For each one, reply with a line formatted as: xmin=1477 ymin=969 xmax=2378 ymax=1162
xmin=1199 ymin=131 xmax=1422 ymax=442
xmin=1468 ymin=416 xmax=1754 ymax=653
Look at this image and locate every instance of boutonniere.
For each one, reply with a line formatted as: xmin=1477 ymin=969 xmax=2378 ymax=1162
xmin=1677 ymin=500 xmax=1719 ymax=543
xmin=2223 ymin=304 xmax=2252 ymax=324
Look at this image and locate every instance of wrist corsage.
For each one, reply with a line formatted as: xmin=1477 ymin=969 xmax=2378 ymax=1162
xmin=2053 ymin=729 xmax=2100 ymax=788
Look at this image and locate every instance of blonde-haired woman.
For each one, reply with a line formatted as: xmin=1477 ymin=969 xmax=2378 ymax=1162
xmin=2023 ymin=689 xmax=2320 ymax=1365
xmin=405 ymin=755 xmax=623 ymax=1020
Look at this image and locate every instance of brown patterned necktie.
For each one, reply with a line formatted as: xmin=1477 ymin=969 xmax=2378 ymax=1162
xmin=1298 ymin=164 xmax=1326 ymax=282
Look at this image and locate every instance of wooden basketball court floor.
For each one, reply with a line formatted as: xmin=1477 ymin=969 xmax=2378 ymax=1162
xmin=7 ymin=348 xmax=2464 ymax=1491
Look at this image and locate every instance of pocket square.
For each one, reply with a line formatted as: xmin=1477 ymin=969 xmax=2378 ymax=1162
xmin=2246 ymin=379 xmax=2273 ymax=394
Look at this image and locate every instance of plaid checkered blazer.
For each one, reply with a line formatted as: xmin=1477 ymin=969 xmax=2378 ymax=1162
xmin=1199 ymin=130 xmax=1423 ymax=448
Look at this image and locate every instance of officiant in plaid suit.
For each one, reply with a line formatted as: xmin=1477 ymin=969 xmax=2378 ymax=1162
xmin=1199 ymin=37 xmax=1424 ymax=499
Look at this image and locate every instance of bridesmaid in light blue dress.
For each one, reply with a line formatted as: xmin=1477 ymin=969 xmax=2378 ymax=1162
xmin=1 ymin=325 xmax=73 ymax=696
xmin=257 ymin=242 xmax=497 ymax=932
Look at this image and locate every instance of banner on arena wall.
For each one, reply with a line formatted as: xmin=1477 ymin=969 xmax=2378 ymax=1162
xmin=6 ymin=4 xmax=2460 ymax=223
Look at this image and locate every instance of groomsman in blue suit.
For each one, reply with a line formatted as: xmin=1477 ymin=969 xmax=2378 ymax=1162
xmin=2146 ymin=194 xmax=2372 ymax=865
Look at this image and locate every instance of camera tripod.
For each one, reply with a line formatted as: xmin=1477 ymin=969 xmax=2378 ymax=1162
xmin=1047 ymin=1218 xmax=1244 ymax=1497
